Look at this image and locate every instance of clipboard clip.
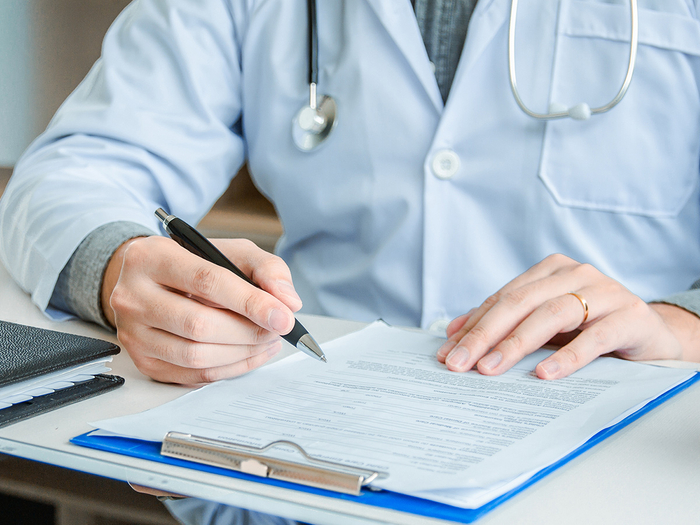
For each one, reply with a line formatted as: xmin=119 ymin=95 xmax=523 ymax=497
xmin=161 ymin=431 xmax=385 ymax=495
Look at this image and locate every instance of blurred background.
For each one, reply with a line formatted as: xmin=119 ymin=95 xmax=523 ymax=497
xmin=0 ymin=0 xmax=281 ymax=250
xmin=0 ymin=0 xmax=130 ymax=168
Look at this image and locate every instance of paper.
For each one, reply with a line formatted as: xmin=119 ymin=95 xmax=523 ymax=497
xmin=92 ymin=322 xmax=694 ymax=507
xmin=0 ymin=358 xmax=113 ymax=409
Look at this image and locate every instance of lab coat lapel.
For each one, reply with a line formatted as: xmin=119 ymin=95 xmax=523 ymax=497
xmin=363 ymin=0 xmax=443 ymax=112
xmin=453 ymin=0 xmax=510 ymax=81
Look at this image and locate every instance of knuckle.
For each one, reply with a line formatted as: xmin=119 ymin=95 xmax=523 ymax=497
xmin=502 ymin=288 xmax=529 ymax=309
xmin=236 ymin=238 xmax=257 ymax=251
xmin=182 ymin=311 xmax=209 ymax=341
xmin=482 ymin=293 xmax=501 ymax=310
xmin=198 ymin=367 xmax=222 ymax=384
xmin=557 ymin=346 xmax=583 ymax=366
xmin=181 ymin=342 xmax=205 ymax=368
xmin=545 ymin=253 xmax=569 ymax=266
xmin=573 ymin=262 xmax=597 ymax=279
xmin=542 ymin=298 xmax=566 ymax=318
xmin=133 ymin=357 xmax=157 ymax=379
xmin=588 ymin=325 xmax=611 ymax=349
xmin=190 ymin=266 xmax=219 ymax=298
xmin=502 ymin=332 xmax=526 ymax=356
xmin=465 ymin=324 xmax=490 ymax=347
xmin=242 ymin=344 xmax=259 ymax=360
xmin=249 ymin=324 xmax=273 ymax=344
xmin=244 ymin=352 xmax=268 ymax=373
xmin=241 ymin=293 xmax=264 ymax=323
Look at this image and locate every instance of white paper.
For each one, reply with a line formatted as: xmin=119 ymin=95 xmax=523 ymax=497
xmin=0 ymin=357 xmax=112 ymax=409
xmin=91 ymin=322 xmax=694 ymax=507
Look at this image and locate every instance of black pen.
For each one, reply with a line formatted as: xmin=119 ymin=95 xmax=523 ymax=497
xmin=155 ymin=208 xmax=326 ymax=362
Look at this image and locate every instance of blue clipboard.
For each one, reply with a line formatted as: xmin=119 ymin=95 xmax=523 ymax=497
xmin=71 ymin=372 xmax=700 ymax=523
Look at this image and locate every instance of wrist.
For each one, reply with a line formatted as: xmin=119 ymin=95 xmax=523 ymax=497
xmin=649 ymin=302 xmax=700 ymax=362
xmin=101 ymin=237 xmax=144 ymax=327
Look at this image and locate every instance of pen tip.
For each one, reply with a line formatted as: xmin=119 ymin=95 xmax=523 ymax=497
xmin=298 ymin=334 xmax=327 ymax=362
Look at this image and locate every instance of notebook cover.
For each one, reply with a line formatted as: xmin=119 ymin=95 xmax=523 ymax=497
xmin=0 ymin=320 xmax=121 ymax=387
xmin=71 ymin=372 xmax=700 ymax=523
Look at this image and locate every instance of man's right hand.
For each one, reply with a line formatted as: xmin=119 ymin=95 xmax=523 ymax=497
xmin=101 ymin=236 xmax=302 ymax=384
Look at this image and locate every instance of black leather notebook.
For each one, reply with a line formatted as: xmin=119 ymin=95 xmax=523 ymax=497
xmin=0 ymin=320 xmax=124 ymax=428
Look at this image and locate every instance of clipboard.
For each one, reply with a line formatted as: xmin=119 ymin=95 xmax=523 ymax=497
xmin=71 ymin=371 xmax=700 ymax=524
xmin=161 ymin=431 xmax=383 ymax=495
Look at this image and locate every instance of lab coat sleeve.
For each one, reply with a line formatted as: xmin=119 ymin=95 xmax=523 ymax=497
xmin=0 ymin=0 xmax=248 ymax=313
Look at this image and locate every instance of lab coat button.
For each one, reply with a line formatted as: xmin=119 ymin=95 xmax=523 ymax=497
xmin=429 ymin=318 xmax=450 ymax=333
xmin=432 ymin=150 xmax=460 ymax=179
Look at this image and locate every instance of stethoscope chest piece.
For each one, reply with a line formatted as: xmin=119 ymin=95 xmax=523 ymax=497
xmin=292 ymin=94 xmax=337 ymax=151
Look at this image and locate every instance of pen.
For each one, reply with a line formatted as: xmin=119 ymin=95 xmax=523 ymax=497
xmin=155 ymin=208 xmax=326 ymax=363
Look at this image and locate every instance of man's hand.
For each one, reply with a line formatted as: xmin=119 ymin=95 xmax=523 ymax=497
xmin=437 ymin=254 xmax=700 ymax=379
xmin=102 ymin=236 xmax=302 ymax=384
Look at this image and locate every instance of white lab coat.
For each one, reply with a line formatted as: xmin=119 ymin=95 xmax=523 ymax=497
xmin=2 ymin=0 xmax=700 ymax=332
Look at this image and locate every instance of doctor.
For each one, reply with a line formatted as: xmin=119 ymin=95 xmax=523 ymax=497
xmin=2 ymin=0 xmax=700 ymax=391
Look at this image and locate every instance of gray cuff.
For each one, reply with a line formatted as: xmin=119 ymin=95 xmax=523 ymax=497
xmin=653 ymin=279 xmax=700 ymax=318
xmin=49 ymin=221 xmax=156 ymax=330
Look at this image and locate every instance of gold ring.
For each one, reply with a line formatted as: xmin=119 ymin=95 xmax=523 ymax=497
xmin=567 ymin=292 xmax=589 ymax=325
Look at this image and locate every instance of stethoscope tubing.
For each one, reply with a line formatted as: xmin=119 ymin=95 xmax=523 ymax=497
xmin=508 ymin=0 xmax=639 ymax=120
xmin=295 ymin=0 xmax=638 ymax=150
xmin=307 ymin=0 xmax=319 ymax=108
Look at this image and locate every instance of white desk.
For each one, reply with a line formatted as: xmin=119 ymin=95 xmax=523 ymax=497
xmin=1 ymin=260 xmax=700 ymax=525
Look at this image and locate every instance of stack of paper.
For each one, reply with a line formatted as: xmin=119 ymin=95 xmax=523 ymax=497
xmin=89 ymin=322 xmax=695 ymax=509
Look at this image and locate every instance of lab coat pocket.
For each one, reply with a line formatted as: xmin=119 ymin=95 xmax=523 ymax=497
xmin=539 ymin=0 xmax=700 ymax=217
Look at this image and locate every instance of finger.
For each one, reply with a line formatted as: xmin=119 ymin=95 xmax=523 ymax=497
xmin=134 ymin=340 xmax=282 ymax=385
xmin=441 ymin=274 xmax=594 ymax=373
xmin=444 ymin=255 xmax=581 ymax=352
xmin=213 ymin=239 xmax=303 ymax=311
xmin=125 ymin=324 xmax=283 ymax=369
xmin=535 ymin=314 xmax=631 ymax=380
xmin=112 ymin=279 xmax=279 ymax=345
xmin=437 ymin=312 xmax=473 ymax=363
xmin=445 ymin=311 xmax=474 ymax=339
xmin=123 ymin=238 xmax=296 ymax=336
xmin=476 ymin=292 xmax=598 ymax=375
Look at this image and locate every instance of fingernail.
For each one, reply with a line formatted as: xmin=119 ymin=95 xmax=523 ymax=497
xmin=539 ymin=360 xmax=560 ymax=377
xmin=269 ymin=308 xmax=292 ymax=333
xmin=277 ymin=280 xmax=302 ymax=306
xmin=266 ymin=340 xmax=282 ymax=357
xmin=479 ymin=351 xmax=502 ymax=371
xmin=446 ymin=347 xmax=470 ymax=369
xmin=437 ymin=340 xmax=456 ymax=359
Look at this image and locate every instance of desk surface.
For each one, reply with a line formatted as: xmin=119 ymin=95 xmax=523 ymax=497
xmin=1 ymin=261 xmax=700 ymax=525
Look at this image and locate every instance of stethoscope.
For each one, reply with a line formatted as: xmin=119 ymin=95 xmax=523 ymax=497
xmin=292 ymin=0 xmax=640 ymax=151
xmin=509 ymin=0 xmax=638 ymax=120
xmin=291 ymin=0 xmax=338 ymax=151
